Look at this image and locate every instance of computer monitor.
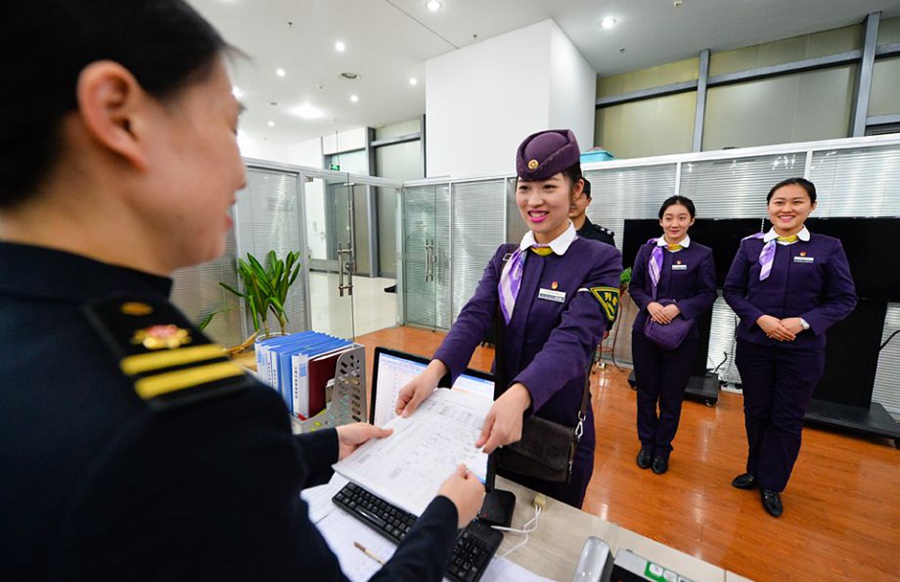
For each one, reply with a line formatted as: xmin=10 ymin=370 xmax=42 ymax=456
xmin=369 ymin=347 xmax=430 ymax=428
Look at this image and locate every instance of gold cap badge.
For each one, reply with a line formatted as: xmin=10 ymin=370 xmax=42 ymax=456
xmin=132 ymin=324 xmax=192 ymax=350
xmin=527 ymin=159 xmax=539 ymax=170
xmin=121 ymin=302 xmax=154 ymax=316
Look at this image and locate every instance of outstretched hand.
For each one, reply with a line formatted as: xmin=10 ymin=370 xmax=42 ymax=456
xmin=396 ymin=360 xmax=448 ymax=418
xmin=335 ymin=423 xmax=393 ymax=460
xmin=437 ymin=464 xmax=486 ymax=528
xmin=475 ymin=383 xmax=532 ymax=454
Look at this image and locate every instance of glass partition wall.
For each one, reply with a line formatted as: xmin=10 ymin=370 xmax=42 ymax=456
xmin=171 ymin=163 xmax=403 ymax=344
xmin=170 ymin=134 xmax=900 ymax=417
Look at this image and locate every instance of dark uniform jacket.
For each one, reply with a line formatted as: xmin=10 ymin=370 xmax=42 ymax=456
xmin=434 ymin=228 xmax=622 ymax=451
xmin=576 ymin=216 xmax=615 ymax=247
xmin=723 ymin=231 xmax=857 ymax=349
xmin=0 ymin=242 xmax=457 ymax=581
xmin=629 ymin=238 xmax=718 ymax=340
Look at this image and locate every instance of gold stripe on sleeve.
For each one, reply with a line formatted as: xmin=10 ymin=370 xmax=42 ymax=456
xmin=134 ymin=362 xmax=245 ymax=400
xmin=120 ymin=344 xmax=227 ymax=375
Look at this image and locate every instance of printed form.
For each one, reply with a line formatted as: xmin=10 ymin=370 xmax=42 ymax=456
xmin=333 ymin=388 xmax=491 ymax=516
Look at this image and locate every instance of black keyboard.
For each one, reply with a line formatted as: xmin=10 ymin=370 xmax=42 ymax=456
xmin=333 ymin=482 xmax=502 ymax=582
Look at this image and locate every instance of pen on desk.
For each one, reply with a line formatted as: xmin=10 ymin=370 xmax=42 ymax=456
xmin=354 ymin=541 xmax=386 ymax=565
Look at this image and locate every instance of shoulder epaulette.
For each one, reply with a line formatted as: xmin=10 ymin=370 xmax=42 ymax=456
xmin=83 ymin=296 xmax=248 ymax=411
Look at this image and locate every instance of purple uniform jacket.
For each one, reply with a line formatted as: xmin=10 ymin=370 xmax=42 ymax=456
xmin=629 ymin=241 xmax=718 ymax=338
xmin=723 ymin=232 xmax=857 ymax=349
xmin=434 ymin=238 xmax=622 ymax=429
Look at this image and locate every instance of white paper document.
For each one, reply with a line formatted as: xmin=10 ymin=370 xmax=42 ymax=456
xmin=332 ymin=388 xmax=491 ymax=516
xmin=301 ymin=473 xmax=349 ymax=524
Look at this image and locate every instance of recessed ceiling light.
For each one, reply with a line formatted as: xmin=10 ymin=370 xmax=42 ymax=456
xmin=276 ymin=68 xmax=286 ymax=77
xmin=601 ymin=17 xmax=617 ymax=29
xmin=267 ymin=121 xmax=275 ymax=127
xmin=426 ymin=0 xmax=442 ymax=12
xmin=409 ymin=77 xmax=418 ymax=86
xmin=350 ymin=95 xmax=359 ymax=103
xmin=291 ymin=103 xmax=324 ymax=120
xmin=232 ymin=86 xmax=244 ymax=99
xmin=335 ymin=41 xmax=346 ymax=52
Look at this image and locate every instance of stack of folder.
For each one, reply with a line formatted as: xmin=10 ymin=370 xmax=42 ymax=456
xmin=255 ymin=331 xmax=354 ymax=419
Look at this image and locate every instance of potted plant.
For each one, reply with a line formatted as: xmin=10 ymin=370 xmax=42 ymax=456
xmin=202 ymin=250 xmax=302 ymax=354
xmin=619 ymin=267 xmax=632 ymax=295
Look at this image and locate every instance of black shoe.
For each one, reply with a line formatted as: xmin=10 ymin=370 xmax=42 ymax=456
xmin=636 ymin=448 xmax=652 ymax=469
xmin=651 ymin=455 xmax=669 ymax=475
xmin=731 ymin=473 xmax=758 ymax=490
xmin=760 ymin=488 xmax=783 ymax=517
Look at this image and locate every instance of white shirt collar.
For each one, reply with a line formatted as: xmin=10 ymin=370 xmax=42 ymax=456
xmin=764 ymin=226 xmax=810 ymax=243
xmin=656 ymin=235 xmax=691 ymax=249
xmin=520 ymin=221 xmax=577 ymax=255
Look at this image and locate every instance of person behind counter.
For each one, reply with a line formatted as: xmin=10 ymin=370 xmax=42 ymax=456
xmin=0 ymin=1 xmax=484 ymax=579
xmin=570 ymin=177 xmax=616 ymax=246
xmin=396 ymin=129 xmax=623 ymax=509
xmin=628 ymin=196 xmax=717 ymax=475
xmin=723 ymin=178 xmax=857 ymax=517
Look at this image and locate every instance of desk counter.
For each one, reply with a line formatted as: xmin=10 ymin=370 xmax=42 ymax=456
xmin=496 ymin=477 xmax=749 ymax=582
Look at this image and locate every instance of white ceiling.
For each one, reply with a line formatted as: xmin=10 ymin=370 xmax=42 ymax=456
xmin=188 ymin=0 xmax=900 ymax=145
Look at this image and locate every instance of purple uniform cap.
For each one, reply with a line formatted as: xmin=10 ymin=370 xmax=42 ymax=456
xmin=516 ymin=129 xmax=580 ymax=182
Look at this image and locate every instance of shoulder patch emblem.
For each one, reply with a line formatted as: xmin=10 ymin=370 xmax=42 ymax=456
xmin=589 ymin=286 xmax=620 ymax=323
xmin=84 ymin=296 xmax=247 ymax=411
xmin=132 ymin=324 xmax=192 ymax=350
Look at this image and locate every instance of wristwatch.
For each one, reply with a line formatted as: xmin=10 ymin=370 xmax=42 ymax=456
xmin=799 ymin=318 xmax=810 ymax=331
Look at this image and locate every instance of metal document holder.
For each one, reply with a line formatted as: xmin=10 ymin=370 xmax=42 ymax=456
xmin=293 ymin=344 xmax=366 ymax=434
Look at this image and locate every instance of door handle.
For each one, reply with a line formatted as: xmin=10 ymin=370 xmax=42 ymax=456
xmin=424 ymin=239 xmax=435 ymax=282
xmin=336 ymin=244 xmax=353 ymax=297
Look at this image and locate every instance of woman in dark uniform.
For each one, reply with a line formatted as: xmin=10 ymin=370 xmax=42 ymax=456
xmin=0 ymin=1 xmax=484 ymax=579
xmin=724 ymin=178 xmax=857 ymax=517
xmin=397 ymin=129 xmax=623 ymax=508
xmin=628 ymin=196 xmax=717 ymax=475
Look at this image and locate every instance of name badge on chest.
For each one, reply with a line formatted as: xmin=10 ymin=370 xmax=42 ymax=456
xmin=793 ymin=256 xmax=814 ymax=264
xmin=538 ymin=288 xmax=566 ymax=303
xmin=671 ymin=264 xmax=687 ymax=271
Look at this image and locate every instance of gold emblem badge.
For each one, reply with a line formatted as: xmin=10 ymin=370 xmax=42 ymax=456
xmin=551 ymin=281 xmax=558 ymax=290
xmin=527 ymin=159 xmax=539 ymax=170
xmin=132 ymin=324 xmax=192 ymax=350
xmin=676 ymin=260 xmax=682 ymax=265
xmin=800 ymin=251 xmax=807 ymax=256
xmin=121 ymin=302 xmax=154 ymax=316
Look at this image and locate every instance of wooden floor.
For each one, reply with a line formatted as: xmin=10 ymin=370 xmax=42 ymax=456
xmin=355 ymin=326 xmax=900 ymax=582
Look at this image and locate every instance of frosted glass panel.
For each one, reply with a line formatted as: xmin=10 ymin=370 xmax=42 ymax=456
xmin=679 ymin=153 xmax=803 ymax=218
xmin=233 ymin=168 xmax=309 ymax=336
xmin=809 ymin=144 xmax=900 ymax=217
xmin=450 ymin=180 xmax=506 ymax=323
xmin=170 ymin=214 xmax=243 ymax=347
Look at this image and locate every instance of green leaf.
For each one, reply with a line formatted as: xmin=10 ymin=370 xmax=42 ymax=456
xmin=219 ymin=282 xmax=245 ymax=298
